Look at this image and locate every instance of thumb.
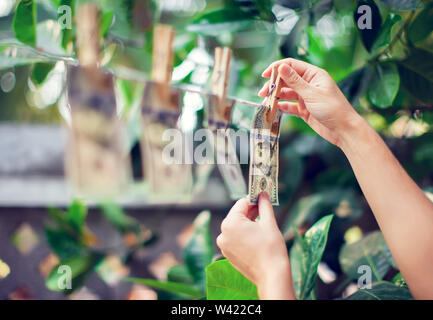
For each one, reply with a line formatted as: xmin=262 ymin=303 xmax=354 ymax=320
xmin=258 ymin=193 xmax=278 ymax=227
xmin=278 ymin=64 xmax=312 ymax=99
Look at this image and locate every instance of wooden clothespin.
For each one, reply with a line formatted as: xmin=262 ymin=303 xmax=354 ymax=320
xmin=211 ymin=47 xmax=232 ymax=121
xmin=151 ymin=24 xmax=175 ymax=108
xmin=76 ymin=3 xmax=100 ymax=69
xmin=265 ymin=64 xmax=283 ymax=128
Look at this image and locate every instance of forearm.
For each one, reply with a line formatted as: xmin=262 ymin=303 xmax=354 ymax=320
xmin=339 ymin=115 xmax=433 ymax=299
xmin=257 ymin=259 xmax=296 ymax=300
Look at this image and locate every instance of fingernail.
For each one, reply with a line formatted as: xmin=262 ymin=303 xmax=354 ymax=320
xmin=279 ymin=64 xmax=291 ymax=75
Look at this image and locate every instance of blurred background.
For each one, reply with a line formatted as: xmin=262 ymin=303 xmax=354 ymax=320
xmin=0 ymin=0 xmax=432 ymax=299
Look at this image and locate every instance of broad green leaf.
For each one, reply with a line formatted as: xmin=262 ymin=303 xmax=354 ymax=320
xmin=290 ymin=215 xmax=334 ymax=299
xmin=47 ymin=207 xmax=80 ymax=238
xmin=206 ymin=259 xmax=258 ymax=300
xmin=345 ymin=281 xmax=413 ymax=300
xmin=67 ymin=199 xmax=88 ymax=233
xmin=13 ymin=0 xmax=37 ymax=47
xmin=125 ymin=278 xmax=202 ymax=299
xmin=100 ymin=10 xmax=114 ymax=37
xmin=408 ymin=3 xmax=433 ymax=44
xmin=44 ymin=227 xmax=85 ymax=260
xmin=339 ymin=231 xmax=397 ymax=282
xmin=370 ymin=13 xmax=402 ymax=54
xmin=100 ymin=203 xmax=140 ymax=235
xmin=379 ymin=0 xmax=420 ymax=11
xmin=184 ymin=210 xmax=214 ymax=291
xmin=252 ymin=0 xmax=276 ymax=21
xmin=30 ymin=62 xmax=55 ymax=85
xmin=392 ymin=273 xmax=407 ymax=287
xmin=167 ymin=264 xmax=195 ymax=285
xmin=187 ymin=9 xmax=255 ymax=36
xmin=398 ymin=49 xmax=433 ymax=103
xmin=355 ymin=0 xmax=382 ymax=52
xmin=338 ymin=67 xmax=373 ymax=107
xmin=367 ymin=62 xmax=400 ymax=108
xmin=46 ymin=252 xmax=104 ymax=293
xmin=283 ymin=189 xmax=361 ymax=237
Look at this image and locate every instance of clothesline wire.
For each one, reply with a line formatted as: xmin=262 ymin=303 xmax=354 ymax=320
xmin=111 ymin=66 xmax=264 ymax=108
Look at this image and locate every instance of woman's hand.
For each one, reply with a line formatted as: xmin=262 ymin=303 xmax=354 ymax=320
xmin=258 ymin=58 xmax=363 ymax=148
xmin=216 ymin=194 xmax=296 ymax=300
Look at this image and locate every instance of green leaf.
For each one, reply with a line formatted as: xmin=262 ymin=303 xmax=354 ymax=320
xmin=344 ymin=281 xmax=413 ymax=300
xmin=370 ymin=13 xmax=402 ymax=53
xmin=290 ymin=214 xmax=334 ymax=299
xmin=125 ymin=278 xmax=202 ymax=299
xmin=408 ymin=3 xmax=433 ymax=44
xmin=283 ymin=189 xmax=361 ymax=237
xmin=367 ymin=62 xmax=400 ymax=108
xmin=206 ymin=259 xmax=258 ymax=300
xmin=45 ymin=227 xmax=85 ymax=260
xmin=392 ymin=273 xmax=407 ymax=287
xmin=183 ymin=210 xmax=214 ymax=291
xmin=13 ymin=0 xmax=37 ymax=47
xmin=253 ymin=0 xmax=276 ymax=21
xmin=339 ymin=231 xmax=397 ymax=282
xmin=355 ymin=0 xmax=382 ymax=52
xmin=100 ymin=203 xmax=140 ymax=235
xmin=46 ymin=252 xmax=104 ymax=293
xmin=100 ymin=10 xmax=114 ymax=37
xmin=30 ymin=62 xmax=55 ymax=85
xmin=379 ymin=0 xmax=420 ymax=11
xmin=47 ymin=207 xmax=80 ymax=238
xmin=67 ymin=199 xmax=88 ymax=233
xmin=187 ymin=8 xmax=255 ymax=36
xmin=167 ymin=264 xmax=195 ymax=285
xmin=338 ymin=67 xmax=373 ymax=107
xmin=398 ymin=48 xmax=433 ymax=103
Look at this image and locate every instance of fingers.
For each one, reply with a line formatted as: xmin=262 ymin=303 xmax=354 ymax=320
xmin=262 ymin=58 xmax=321 ymax=78
xmin=226 ymin=197 xmax=249 ymax=219
xmin=246 ymin=206 xmax=259 ymax=221
xmin=277 ymin=101 xmax=301 ymax=116
xmin=278 ymin=64 xmax=312 ymax=98
xmin=258 ymin=193 xmax=278 ymax=228
xmin=258 ymin=86 xmax=299 ymax=100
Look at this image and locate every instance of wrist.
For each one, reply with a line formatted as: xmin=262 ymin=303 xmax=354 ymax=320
xmin=335 ymin=112 xmax=371 ymax=152
xmin=257 ymin=259 xmax=296 ymax=300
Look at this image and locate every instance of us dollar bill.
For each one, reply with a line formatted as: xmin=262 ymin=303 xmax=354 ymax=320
xmin=140 ymin=81 xmax=193 ymax=203
xmin=248 ymin=105 xmax=283 ymax=205
xmin=66 ymin=65 xmax=130 ymax=197
xmin=207 ymin=97 xmax=247 ymax=199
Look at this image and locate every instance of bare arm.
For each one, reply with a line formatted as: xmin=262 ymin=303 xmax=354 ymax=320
xmin=259 ymin=58 xmax=433 ymax=299
xmin=339 ymin=116 xmax=433 ymax=299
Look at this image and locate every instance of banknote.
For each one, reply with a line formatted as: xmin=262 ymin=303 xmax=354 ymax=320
xmin=248 ymin=105 xmax=283 ymax=205
xmin=66 ymin=65 xmax=130 ymax=197
xmin=140 ymin=81 xmax=193 ymax=203
xmin=207 ymin=96 xmax=247 ymax=199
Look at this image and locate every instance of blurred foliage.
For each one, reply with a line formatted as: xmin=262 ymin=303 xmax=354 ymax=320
xmin=1 ymin=0 xmax=432 ymax=299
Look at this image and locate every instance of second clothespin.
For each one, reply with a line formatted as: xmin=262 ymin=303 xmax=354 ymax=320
xmin=264 ymin=64 xmax=283 ymax=130
xmin=211 ymin=47 xmax=232 ymax=122
xmin=151 ymin=24 xmax=175 ymax=109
